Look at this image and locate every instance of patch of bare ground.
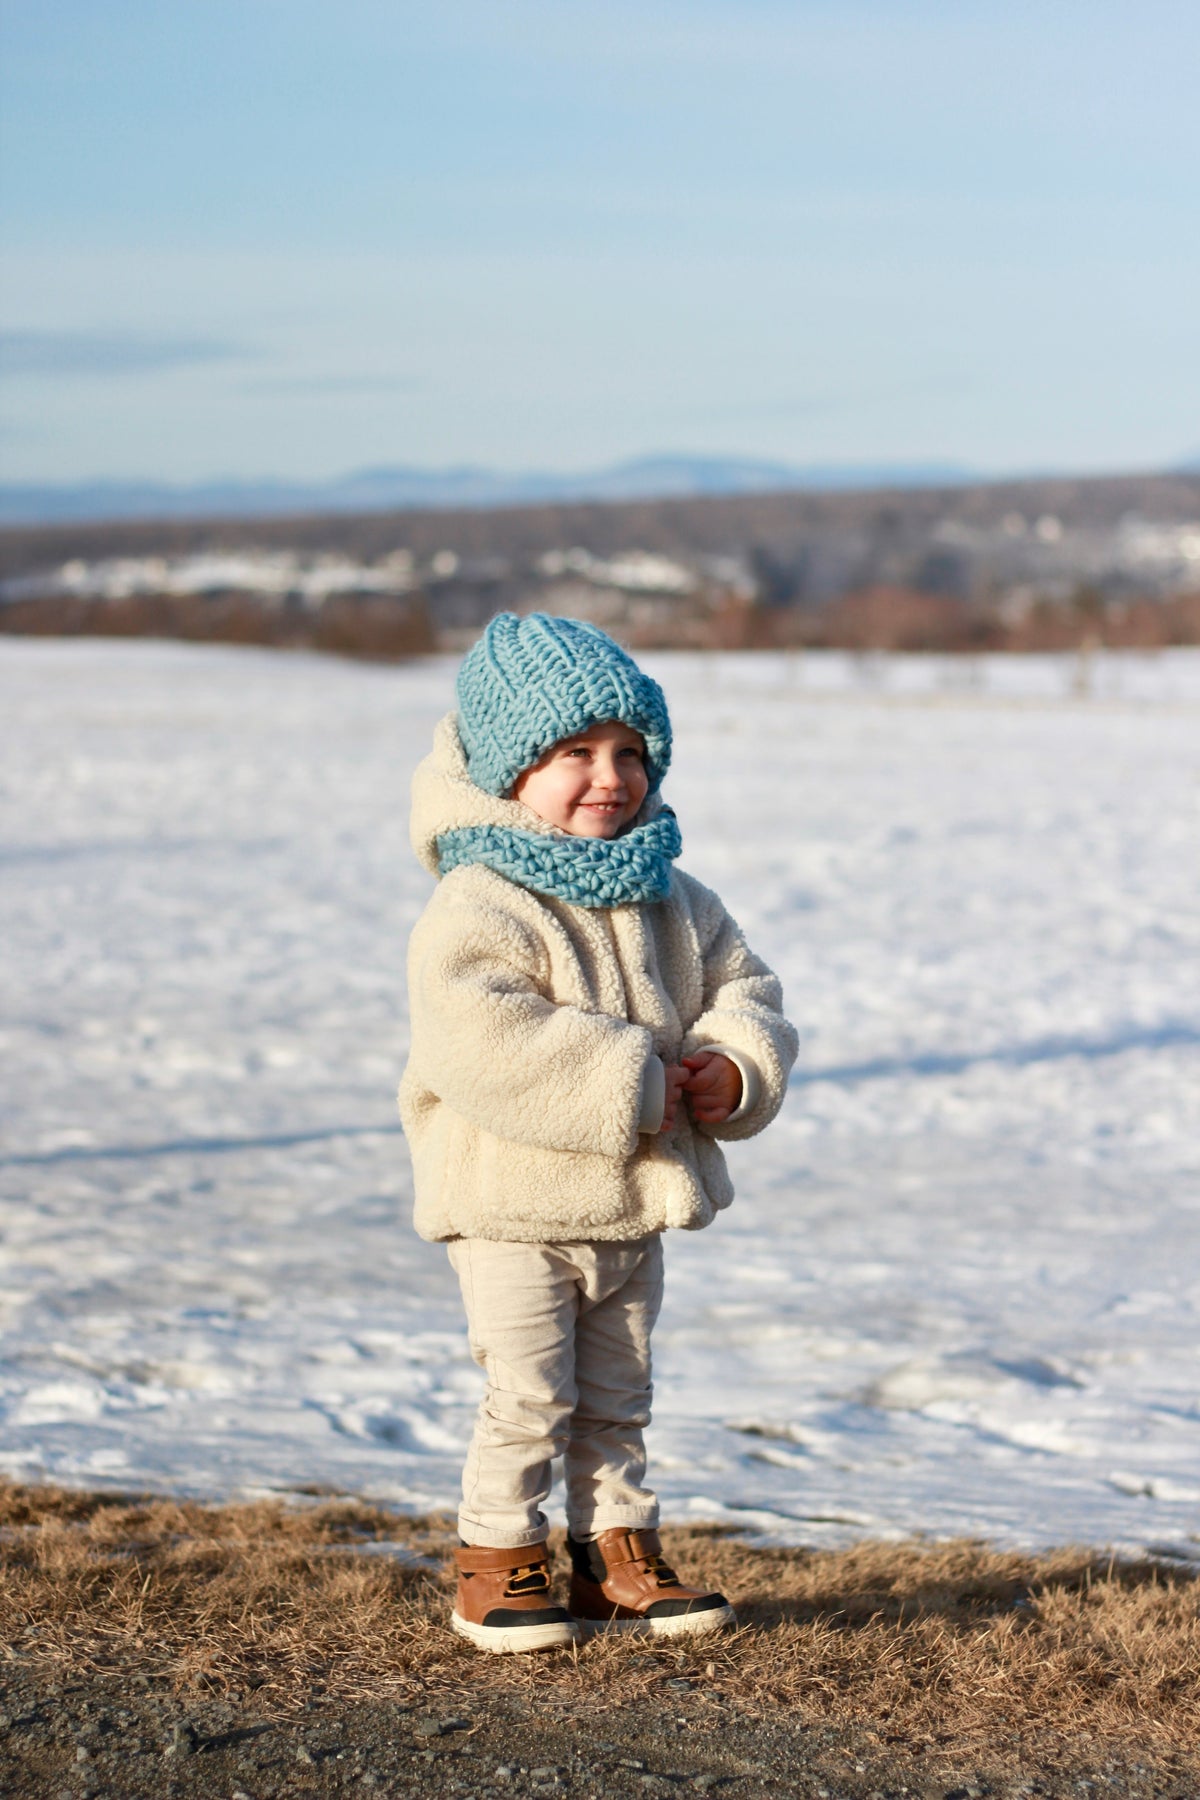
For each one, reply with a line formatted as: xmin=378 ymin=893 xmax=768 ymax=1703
xmin=1 ymin=1482 xmax=1196 ymax=1799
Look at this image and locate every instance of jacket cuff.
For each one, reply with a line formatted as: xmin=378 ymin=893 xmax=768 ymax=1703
xmin=637 ymin=1054 xmax=666 ymax=1133
xmin=699 ymin=1043 xmax=760 ymax=1123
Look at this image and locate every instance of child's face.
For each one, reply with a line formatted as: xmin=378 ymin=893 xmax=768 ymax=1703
xmin=511 ymin=720 xmax=650 ymax=838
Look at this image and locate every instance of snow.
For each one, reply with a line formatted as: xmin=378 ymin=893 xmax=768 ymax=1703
xmin=1 ymin=639 xmax=1198 ymax=1557
xmin=536 ymin=548 xmax=697 ymax=593
xmin=0 ymin=549 xmax=417 ymax=606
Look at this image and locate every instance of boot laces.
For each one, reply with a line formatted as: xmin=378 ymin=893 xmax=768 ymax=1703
xmin=505 ymin=1562 xmax=551 ymax=1597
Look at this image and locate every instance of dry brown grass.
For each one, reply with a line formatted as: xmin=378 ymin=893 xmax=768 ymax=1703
xmin=3 ymin=1481 xmax=1198 ymax=1761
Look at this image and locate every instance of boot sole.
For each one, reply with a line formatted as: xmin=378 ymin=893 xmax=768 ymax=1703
xmin=576 ymin=1603 xmax=737 ymax=1640
xmin=450 ymin=1610 xmax=580 ymax=1654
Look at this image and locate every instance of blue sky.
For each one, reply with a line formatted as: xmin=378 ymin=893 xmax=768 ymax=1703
xmin=1 ymin=0 xmax=1197 ymax=484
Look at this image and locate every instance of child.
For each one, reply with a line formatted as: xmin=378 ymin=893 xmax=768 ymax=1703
xmin=399 ymin=613 xmax=797 ymax=1653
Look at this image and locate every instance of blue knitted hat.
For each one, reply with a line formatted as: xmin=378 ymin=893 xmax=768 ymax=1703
xmin=455 ymin=613 xmax=672 ymax=797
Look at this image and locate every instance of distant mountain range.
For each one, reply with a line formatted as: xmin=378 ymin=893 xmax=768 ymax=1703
xmin=0 ymin=455 xmax=980 ymax=526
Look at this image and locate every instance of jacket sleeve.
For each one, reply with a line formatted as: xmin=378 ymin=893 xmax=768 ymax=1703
xmin=679 ymin=878 xmax=799 ymax=1140
xmin=405 ymin=881 xmax=652 ymax=1158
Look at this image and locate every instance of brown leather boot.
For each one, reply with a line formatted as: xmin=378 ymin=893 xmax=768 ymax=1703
xmin=450 ymin=1542 xmax=579 ymax=1654
xmin=567 ymin=1528 xmax=736 ymax=1638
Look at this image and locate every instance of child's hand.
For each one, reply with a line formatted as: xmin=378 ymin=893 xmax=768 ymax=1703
xmin=681 ymin=1052 xmax=742 ymax=1125
xmin=660 ymin=1063 xmax=690 ymax=1132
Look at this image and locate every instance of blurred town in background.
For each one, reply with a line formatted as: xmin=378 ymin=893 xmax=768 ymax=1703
xmin=2 ymin=466 xmax=1198 ymax=658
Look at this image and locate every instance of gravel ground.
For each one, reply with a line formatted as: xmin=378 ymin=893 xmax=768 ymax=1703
xmin=2 ymin=1663 xmax=1194 ymax=1800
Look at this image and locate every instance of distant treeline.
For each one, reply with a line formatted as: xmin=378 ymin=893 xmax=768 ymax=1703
xmin=5 ymin=583 xmax=1198 ymax=658
xmin=4 ymin=470 xmax=1199 ymax=576
xmin=3 ymin=469 xmax=1199 ymax=656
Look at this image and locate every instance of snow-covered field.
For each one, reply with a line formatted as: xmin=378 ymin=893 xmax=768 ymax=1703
xmin=2 ymin=640 xmax=1198 ymax=1558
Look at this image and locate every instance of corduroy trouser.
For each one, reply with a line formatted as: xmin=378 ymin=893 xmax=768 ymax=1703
xmin=446 ymin=1235 xmax=664 ymax=1549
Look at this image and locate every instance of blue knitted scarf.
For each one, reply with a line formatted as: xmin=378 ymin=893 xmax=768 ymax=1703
xmin=436 ymin=809 xmax=682 ymax=907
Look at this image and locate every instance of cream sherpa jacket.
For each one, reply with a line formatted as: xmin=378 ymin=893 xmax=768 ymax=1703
xmin=398 ymin=714 xmax=798 ymax=1243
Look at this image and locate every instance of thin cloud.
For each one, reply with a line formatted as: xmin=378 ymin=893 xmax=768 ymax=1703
xmin=0 ymin=330 xmax=251 ymax=378
xmin=669 ymin=375 xmax=973 ymax=427
xmin=240 ymin=373 xmax=421 ymax=397
xmin=0 ymin=416 xmax=45 ymax=444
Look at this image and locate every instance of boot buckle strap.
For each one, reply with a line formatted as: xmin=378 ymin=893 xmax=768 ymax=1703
xmin=639 ymin=1553 xmax=680 ymax=1587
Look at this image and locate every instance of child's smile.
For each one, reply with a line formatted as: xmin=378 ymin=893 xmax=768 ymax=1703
xmin=511 ymin=721 xmax=650 ymax=838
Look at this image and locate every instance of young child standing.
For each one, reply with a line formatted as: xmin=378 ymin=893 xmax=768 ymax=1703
xmin=399 ymin=613 xmax=797 ymax=1653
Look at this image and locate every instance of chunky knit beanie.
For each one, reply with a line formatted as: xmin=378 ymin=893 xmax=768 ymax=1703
xmin=455 ymin=613 xmax=672 ymax=797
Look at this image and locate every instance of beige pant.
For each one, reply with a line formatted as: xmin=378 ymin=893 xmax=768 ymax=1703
xmin=447 ymin=1236 xmax=664 ymax=1549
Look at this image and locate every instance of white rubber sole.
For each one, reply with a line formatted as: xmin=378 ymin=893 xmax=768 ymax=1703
xmin=576 ymin=1603 xmax=737 ymax=1640
xmin=450 ymin=1610 xmax=580 ymax=1655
